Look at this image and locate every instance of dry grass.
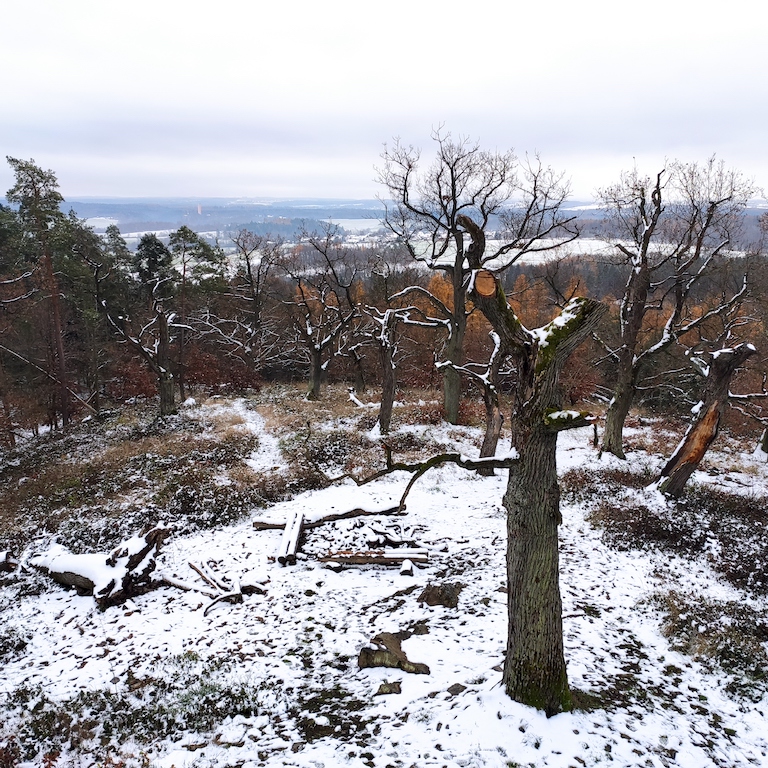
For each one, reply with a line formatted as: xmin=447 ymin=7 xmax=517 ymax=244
xmin=622 ymin=420 xmax=685 ymax=456
xmin=0 ymin=405 xmax=263 ymax=554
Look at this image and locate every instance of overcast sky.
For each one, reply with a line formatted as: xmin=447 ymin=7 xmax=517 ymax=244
xmin=2 ymin=0 xmax=766 ymax=201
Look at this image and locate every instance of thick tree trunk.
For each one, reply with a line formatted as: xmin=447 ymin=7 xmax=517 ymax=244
xmin=159 ymin=374 xmax=176 ymax=417
xmin=307 ymin=347 xmax=323 ymax=400
xmin=442 ymin=364 xmax=462 ymax=426
xmin=503 ymin=423 xmax=570 ymax=716
xmin=443 ymin=310 xmax=466 ymax=425
xmin=601 ymin=260 xmax=652 ymax=459
xmin=379 ymin=354 xmax=396 ymax=435
xmin=658 ymin=344 xmax=756 ymax=497
xmin=463 ymin=213 xmax=607 ymax=716
xmin=601 ymin=368 xmax=635 ymax=460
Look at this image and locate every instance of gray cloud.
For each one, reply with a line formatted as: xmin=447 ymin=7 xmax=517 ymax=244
xmin=2 ymin=1 xmax=766 ymax=200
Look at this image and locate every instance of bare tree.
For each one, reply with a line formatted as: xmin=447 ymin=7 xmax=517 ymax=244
xmin=104 ymin=286 xmax=178 ymax=417
xmin=195 ymin=230 xmax=285 ymax=376
xmin=279 ymin=223 xmax=360 ymax=400
xmin=597 ymin=158 xmax=755 ymax=458
xmin=463 ymin=215 xmax=606 ymax=716
xmin=377 ymin=129 xmax=577 ymax=423
xmin=438 ymin=331 xmax=511 ymax=473
xmin=364 ymin=303 xmax=447 ymax=434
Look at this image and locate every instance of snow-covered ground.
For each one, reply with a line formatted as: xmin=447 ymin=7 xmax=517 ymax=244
xmin=1 ymin=396 xmax=767 ymax=767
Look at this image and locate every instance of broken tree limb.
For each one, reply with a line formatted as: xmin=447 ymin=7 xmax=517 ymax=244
xmin=160 ymin=559 xmax=268 ymax=612
xmin=189 ymin=561 xmax=230 ymax=592
xmin=1 ymin=551 xmax=18 ymax=574
xmin=353 ymin=447 xmax=518 ymax=510
xmin=158 ymin=572 xmax=219 ymax=599
xmin=203 ymin=591 xmax=243 ymax=617
xmin=252 ymin=504 xmax=405 ymax=531
xmin=30 ymin=524 xmax=172 ymax=610
xmin=658 ymin=343 xmax=757 ymax=497
xmin=358 ymin=632 xmax=430 ymax=674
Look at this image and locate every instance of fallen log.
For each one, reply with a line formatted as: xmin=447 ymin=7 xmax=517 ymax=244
xmin=320 ymin=548 xmax=429 ymax=567
xmin=252 ymin=504 xmax=405 ymax=531
xmin=30 ymin=524 xmax=172 ymax=610
xmin=277 ymin=509 xmax=304 ymax=565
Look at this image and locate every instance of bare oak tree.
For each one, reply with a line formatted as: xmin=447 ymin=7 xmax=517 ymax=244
xmin=280 ymin=223 xmax=360 ymax=400
xmin=377 ymin=129 xmax=577 ymax=424
xmin=463 ymin=215 xmax=606 ymax=716
xmin=598 ymin=158 xmax=754 ymax=458
xmin=195 ymin=229 xmax=285 ymax=376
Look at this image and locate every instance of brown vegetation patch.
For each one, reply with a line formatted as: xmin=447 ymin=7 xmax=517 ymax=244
xmin=588 ymin=485 xmax=768 ymax=596
xmin=560 ymin=464 xmax=655 ymax=503
xmin=652 ymin=591 xmax=768 ymax=700
xmin=0 ymin=409 xmax=263 ymax=553
xmin=622 ymin=423 xmax=686 ymax=456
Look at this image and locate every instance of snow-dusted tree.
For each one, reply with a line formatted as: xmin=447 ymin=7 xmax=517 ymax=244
xmin=438 ymin=331 xmax=511 ymax=473
xmin=377 ymin=129 xmax=577 ymax=424
xmin=598 ymin=158 xmax=754 ymax=459
xmin=133 ymin=233 xmax=176 ymax=307
xmin=195 ymin=229 xmax=285 ymax=376
xmin=462 ymin=214 xmax=606 ymax=716
xmin=5 ymin=157 xmax=72 ymax=426
xmin=364 ymin=303 xmax=447 ymax=434
xmin=105 ymin=292 xmax=178 ymax=416
xmin=279 ymin=223 xmax=361 ymax=400
xmin=169 ymin=226 xmax=224 ymax=400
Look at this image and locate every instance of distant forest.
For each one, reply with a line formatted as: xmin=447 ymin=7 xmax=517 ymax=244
xmin=2 ymin=154 xmax=768 ymax=466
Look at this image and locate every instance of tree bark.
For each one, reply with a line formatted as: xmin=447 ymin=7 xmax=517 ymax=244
xmin=503 ymin=421 xmax=570 ymax=715
xmin=480 ymin=387 xmax=504 ymax=457
xmin=307 ymin=346 xmax=323 ymax=400
xmin=379 ymin=355 xmax=396 ymax=434
xmin=601 ymin=368 xmax=636 ymax=460
xmin=442 ymin=286 xmax=467 ymax=425
xmin=658 ymin=344 xmax=756 ymax=497
xmin=157 ymin=309 xmax=177 ymax=416
xmin=478 ymin=346 xmax=505 ymax=475
xmin=600 ymin=261 xmax=651 ymax=459
xmin=377 ymin=310 xmax=398 ymax=434
xmin=42 ymin=249 xmax=70 ymax=427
